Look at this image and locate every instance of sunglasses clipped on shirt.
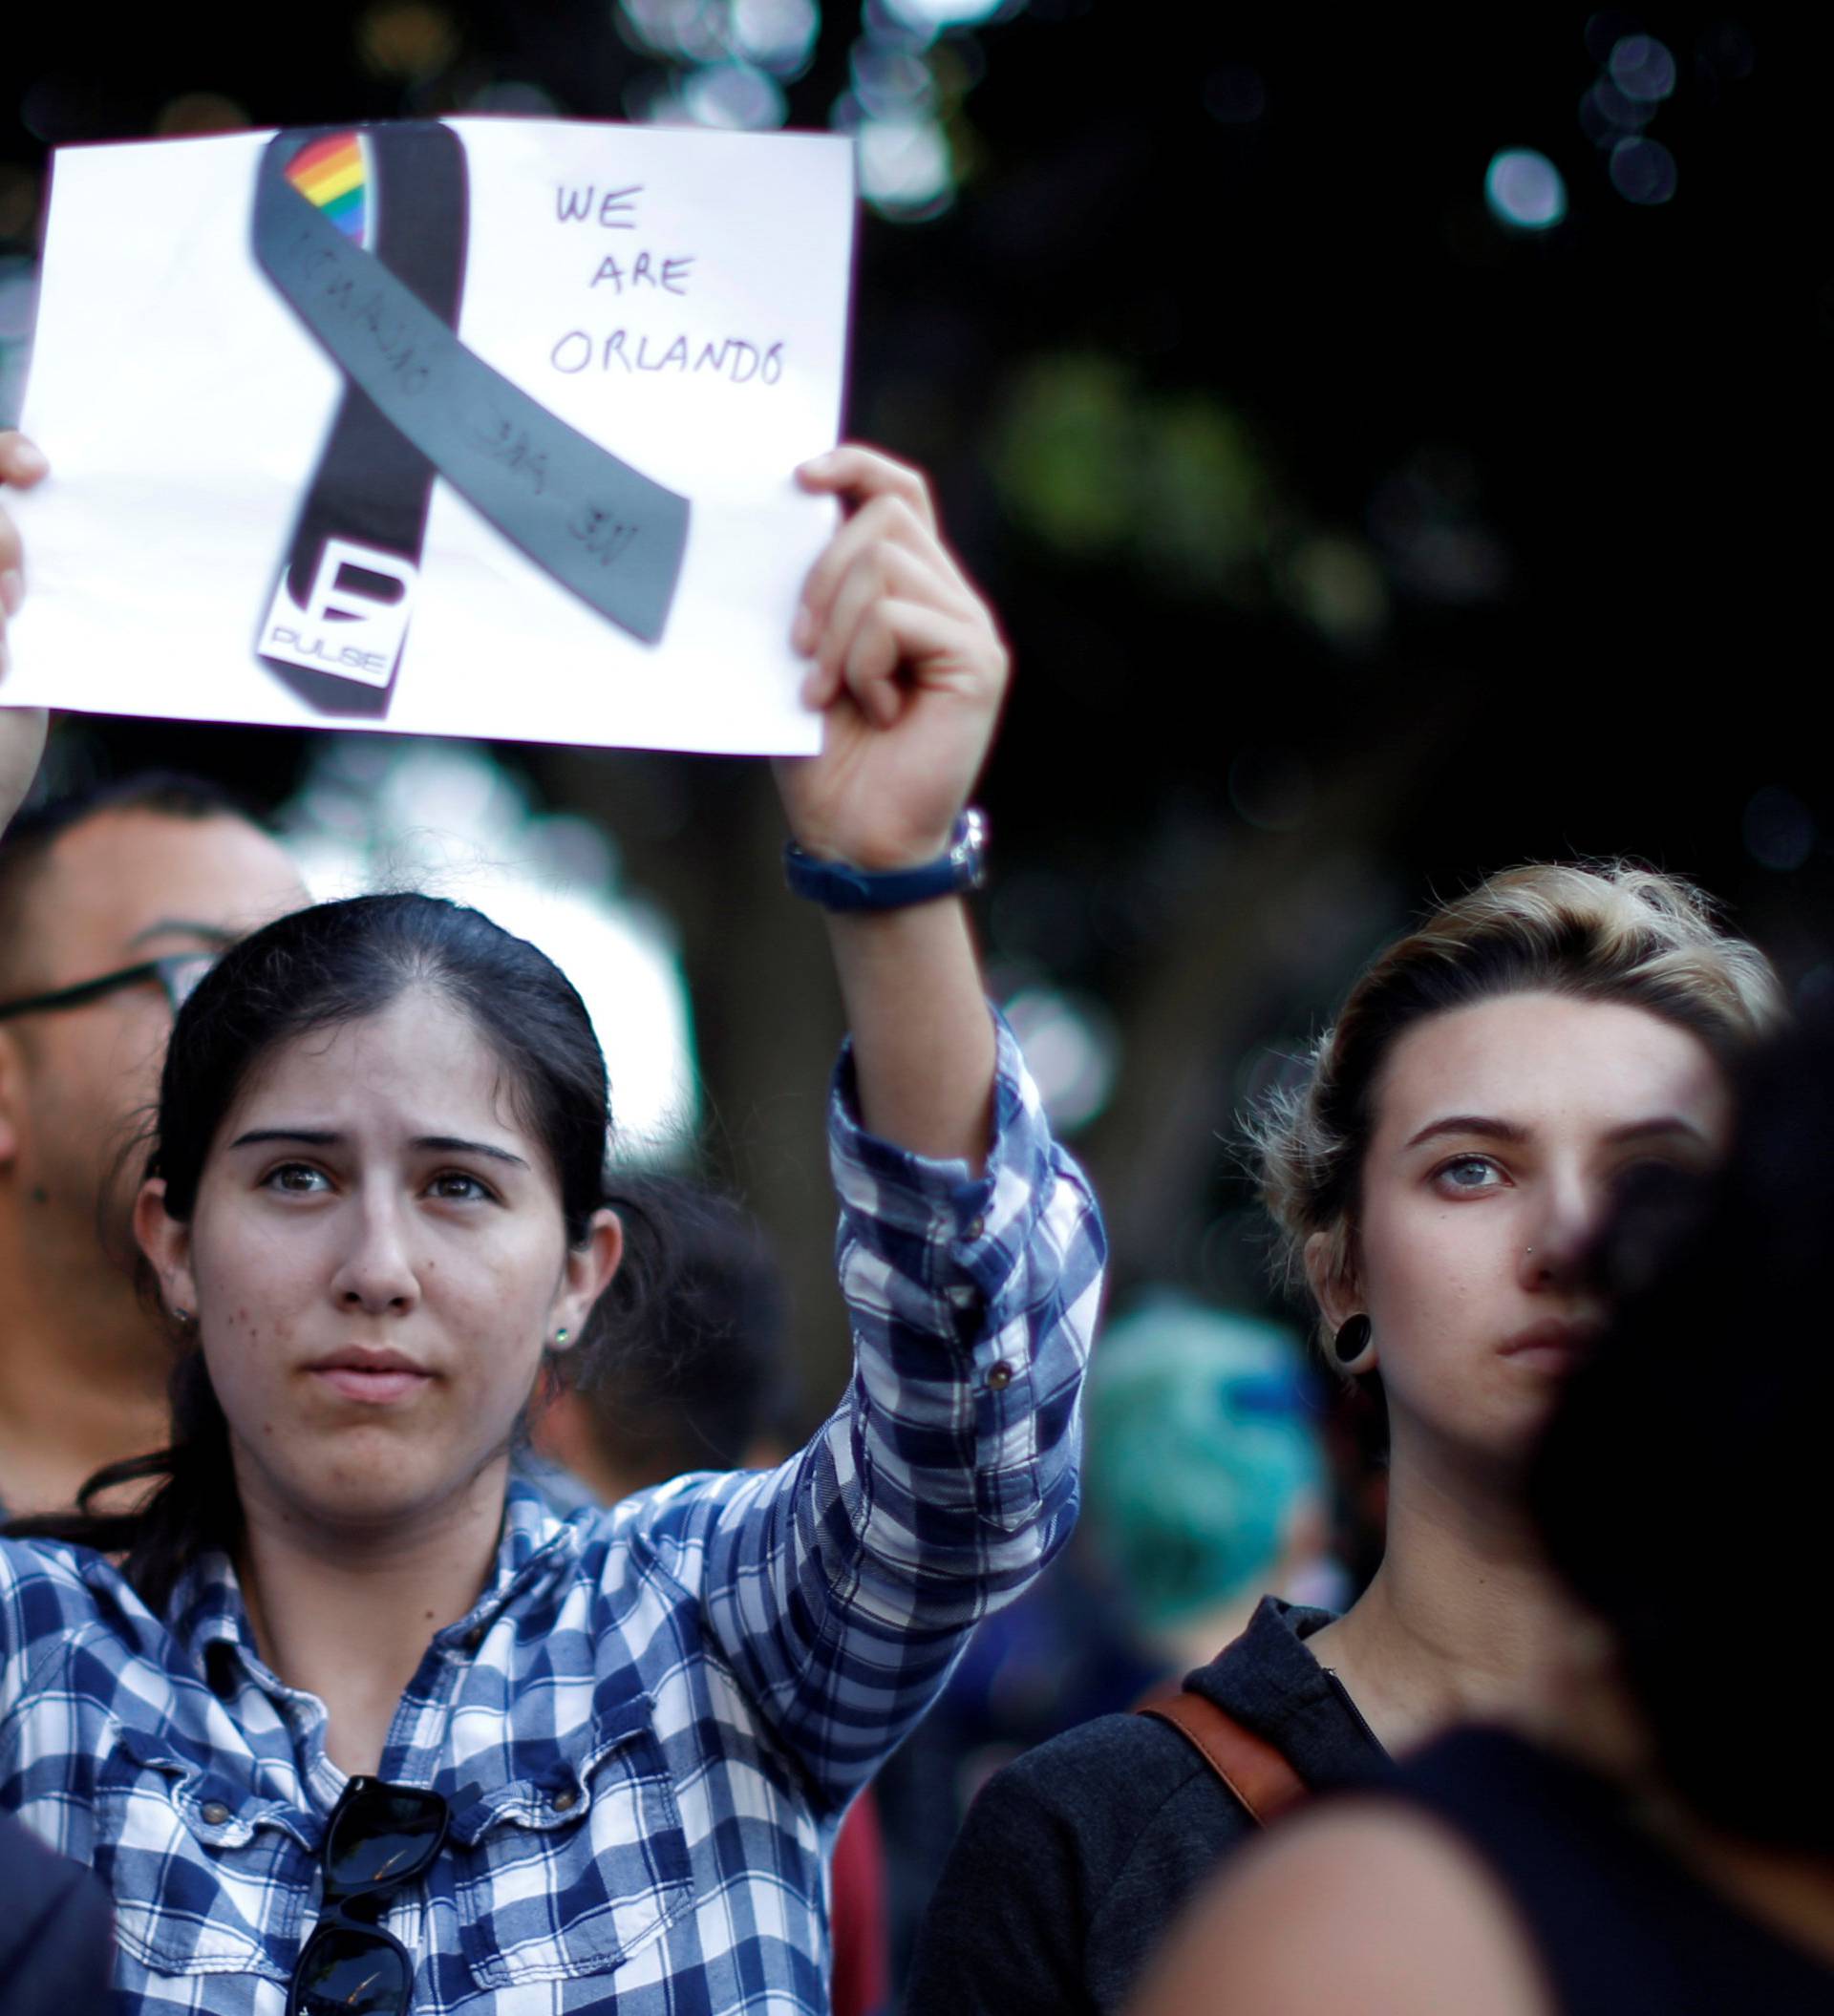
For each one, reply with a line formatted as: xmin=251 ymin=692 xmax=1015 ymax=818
xmin=290 ymin=1776 xmax=451 ymax=2016
xmin=0 ymin=950 xmax=219 ymax=1023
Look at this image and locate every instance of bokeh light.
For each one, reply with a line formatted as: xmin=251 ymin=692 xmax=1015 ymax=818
xmin=355 ymin=0 xmax=459 ymax=81
xmin=1609 ymin=135 xmax=1677 ymax=205
xmin=1609 ymin=33 xmax=1676 ymax=103
xmin=853 ymin=112 xmax=953 ymax=214
xmin=615 ymin=0 xmax=820 ymax=133
xmin=1579 ymin=76 xmax=1655 ymax=143
xmin=1483 ymin=147 xmax=1567 ymax=230
xmin=153 ymin=93 xmax=249 ymax=137
xmin=680 ymin=62 xmax=786 ymax=127
xmin=1003 ymin=985 xmax=1120 ymax=1134
xmin=1744 ymin=786 xmax=1816 ymax=873
xmin=732 ymin=0 xmax=821 ymax=74
xmin=877 ymin=0 xmax=1011 ymax=34
xmin=1283 ymin=535 xmax=1388 ymax=647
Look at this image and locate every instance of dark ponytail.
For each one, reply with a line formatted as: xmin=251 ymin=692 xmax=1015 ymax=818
xmin=8 ymin=1351 xmax=241 ymax=1610
xmin=7 ymin=892 xmax=642 ymax=1611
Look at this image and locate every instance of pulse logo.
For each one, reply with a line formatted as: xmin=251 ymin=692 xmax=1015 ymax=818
xmin=264 ymin=539 xmax=417 ymax=690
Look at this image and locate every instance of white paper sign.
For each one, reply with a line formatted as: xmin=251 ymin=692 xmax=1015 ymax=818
xmin=4 ymin=117 xmax=858 ymax=754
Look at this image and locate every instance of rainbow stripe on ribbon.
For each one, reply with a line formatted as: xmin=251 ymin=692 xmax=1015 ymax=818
xmin=285 ymin=132 xmax=368 ymax=243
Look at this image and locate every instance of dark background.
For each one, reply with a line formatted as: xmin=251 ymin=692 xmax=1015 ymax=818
xmin=1 ymin=4 xmax=1820 ymax=1405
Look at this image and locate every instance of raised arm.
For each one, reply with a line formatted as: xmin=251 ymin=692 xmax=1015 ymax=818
xmin=775 ymin=444 xmax=1005 ymax=1169
xmin=0 ymin=434 xmax=51 ymax=832
xmin=622 ymin=446 xmax=1104 ymax=1811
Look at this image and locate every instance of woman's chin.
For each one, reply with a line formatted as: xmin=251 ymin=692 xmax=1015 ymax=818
xmin=235 ymin=1432 xmax=509 ymax=1537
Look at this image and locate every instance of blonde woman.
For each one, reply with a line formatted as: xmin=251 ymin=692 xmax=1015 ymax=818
xmin=1136 ymin=1012 xmax=1834 ymax=2015
xmin=906 ymin=864 xmax=1781 ymax=2016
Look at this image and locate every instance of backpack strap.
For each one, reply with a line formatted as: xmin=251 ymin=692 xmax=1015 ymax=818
xmin=1136 ymin=1690 xmax=1307 ymax=1826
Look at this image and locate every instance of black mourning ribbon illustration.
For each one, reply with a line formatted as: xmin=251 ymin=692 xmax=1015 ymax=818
xmin=252 ymin=122 xmax=692 ymax=717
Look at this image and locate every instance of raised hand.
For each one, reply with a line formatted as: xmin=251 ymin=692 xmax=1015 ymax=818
xmin=776 ymin=445 xmax=1009 ymax=870
xmin=0 ymin=432 xmax=51 ymax=832
xmin=773 ymin=445 xmax=1008 ymax=1165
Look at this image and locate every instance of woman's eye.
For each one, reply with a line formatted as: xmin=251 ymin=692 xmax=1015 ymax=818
xmin=1436 ymin=1156 xmax=1503 ymax=1193
xmin=428 ymin=1171 xmax=493 ymax=1203
xmin=266 ymin=1163 xmax=330 ymax=1195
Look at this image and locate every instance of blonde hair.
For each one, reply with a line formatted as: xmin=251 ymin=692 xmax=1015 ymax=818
xmin=1248 ymin=862 xmax=1784 ymax=1334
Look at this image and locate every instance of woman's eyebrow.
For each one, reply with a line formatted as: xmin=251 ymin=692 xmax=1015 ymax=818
xmin=226 ymin=1128 xmax=528 ymax=1169
xmin=1404 ymin=1114 xmax=1530 ymax=1150
xmin=1602 ymin=1115 xmax=1707 ymax=1145
xmin=414 ymin=1135 xmax=529 ymax=1169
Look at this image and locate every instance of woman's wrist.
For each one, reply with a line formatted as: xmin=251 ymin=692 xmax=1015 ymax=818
xmin=784 ymin=810 xmax=987 ymax=912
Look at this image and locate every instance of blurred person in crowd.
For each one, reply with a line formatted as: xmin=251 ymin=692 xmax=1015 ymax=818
xmin=1134 ymin=1011 xmax=1834 ymax=2015
xmin=535 ymin=1183 xmax=889 ymax=2016
xmin=875 ymin=1295 xmax=1334 ymax=1981
xmin=1080 ymin=1292 xmax=1336 ymax=1681
xmin=0 ymin=1808 xmax=113 ymax=2009
xmin=0 ymin=435 xmax=1105 ymax=2013
xmin=0 ymin=740 xmax=307 ymax=1515
xmin=906 ymin=863 xmax=1781 ymax=2016
xmin=533 ymin=1180 xmax=798 ymax=1497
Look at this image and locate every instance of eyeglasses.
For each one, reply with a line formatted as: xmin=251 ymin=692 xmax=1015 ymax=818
xmin=0 ymin=951 xmax=218 ymax=1023
xmin=288 ymin=1777 xmax=450 ymax=2016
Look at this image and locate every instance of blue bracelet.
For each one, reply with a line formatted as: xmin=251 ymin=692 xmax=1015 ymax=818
xmin=783 ymin=809 xmax=989 ymax=913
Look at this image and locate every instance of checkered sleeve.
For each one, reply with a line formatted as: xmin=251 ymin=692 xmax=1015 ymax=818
xmin=681 ymin=1008 xmax=1106 ymax=1809
xmin=0 ymin=1542 xmax=105 ymax=1813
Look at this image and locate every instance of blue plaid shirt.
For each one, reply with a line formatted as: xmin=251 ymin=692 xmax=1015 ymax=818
xmin=0 ymin=1019 xmax=1103 ymax=2014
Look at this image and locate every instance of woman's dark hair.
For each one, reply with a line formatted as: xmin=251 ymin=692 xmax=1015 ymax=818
xmin=8 ymin=892 xmax=647 ymax=1609
xmin=1532 ymin=1007 xmax=1834 ymax=1852
xmin=569 ymin=1178 xmax=795 ymax=1479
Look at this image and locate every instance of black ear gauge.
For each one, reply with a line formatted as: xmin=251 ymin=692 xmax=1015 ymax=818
xmin=1333 ymin=1313 xmax=1373 ymax=1366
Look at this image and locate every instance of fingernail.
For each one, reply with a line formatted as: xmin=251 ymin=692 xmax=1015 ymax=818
xmin=791 ymin=605 xmax=814 ymax=654
xmin=0 ymin=571 xmax=21 ymax=619
xmin=11 ymin=442 xmax=48 ymax=480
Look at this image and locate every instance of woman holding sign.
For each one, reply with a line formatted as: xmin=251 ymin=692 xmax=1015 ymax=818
xmin=0 ymin=431 xmax=1105 ymax=2015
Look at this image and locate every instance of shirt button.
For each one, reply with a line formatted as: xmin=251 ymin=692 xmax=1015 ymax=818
xmin=987 ymin=1361 xmax=1014 ymax=1390
xmin=552 ymin=1789 xmax=578 ymax=1814
xmin=964 ymin=1215 xmax=986 ymax=1241
xmin=201 ymin=1801 xmax=231 ymax=1826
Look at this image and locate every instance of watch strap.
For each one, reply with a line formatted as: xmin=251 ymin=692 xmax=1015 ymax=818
xmin=783 ymin=809 xmax=989 ymax=913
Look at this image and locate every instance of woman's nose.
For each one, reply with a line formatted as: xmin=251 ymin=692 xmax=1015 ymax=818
xmin=331 ymin=1199 xmax=420 ymax=1313
xmin=1521 ymin=1173 xmax=1604 ymax=1286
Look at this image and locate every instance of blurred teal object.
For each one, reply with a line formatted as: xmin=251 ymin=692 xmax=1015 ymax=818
xmin=1084 ymin=1293 xmax=1325 ymax=1632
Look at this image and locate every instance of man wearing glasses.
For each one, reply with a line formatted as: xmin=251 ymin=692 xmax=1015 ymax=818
xmin=0 ymin=774 xmax=306 ymax=1515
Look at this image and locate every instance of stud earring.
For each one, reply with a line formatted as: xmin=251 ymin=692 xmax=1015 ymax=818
xmin=552 ymin=1326 xmax=570 ymax=1349
xmin=172 ymin=1306 xmax=194 ymax=1326
xmin=1333 ymin=1313 xmax=1373 ymax=1366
